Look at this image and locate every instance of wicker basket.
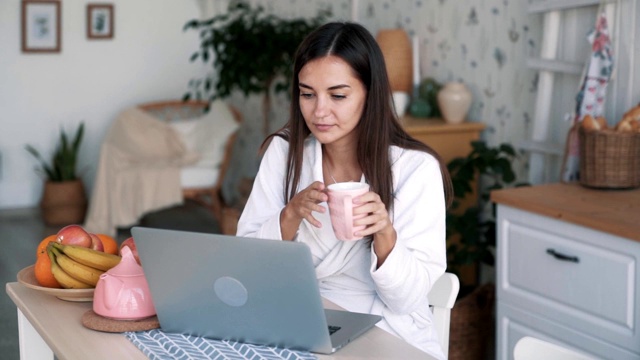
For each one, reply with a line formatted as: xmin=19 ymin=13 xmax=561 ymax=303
xmin=579 ymin=128 xmax=640 ymax=189
xmin=449 ymin=283 xmax=495 ymax=360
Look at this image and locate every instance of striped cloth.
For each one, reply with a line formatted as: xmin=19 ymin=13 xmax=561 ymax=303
xmin=125 ymin=330 xmax=317 ymax=360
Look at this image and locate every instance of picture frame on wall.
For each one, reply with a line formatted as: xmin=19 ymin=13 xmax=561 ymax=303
xmin=21 ymin=0 xmax=61 ymax=53
xmin=87 ymin=3 xmax=114 ymax=39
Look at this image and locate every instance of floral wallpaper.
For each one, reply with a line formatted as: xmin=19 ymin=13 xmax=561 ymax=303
xmin=358 ymin=0 xmax=541 ymax=149
xmin=246 ymin=0 xmax=541 ymax=144
xmin=222 ymin=0 xmax=542 ymax=201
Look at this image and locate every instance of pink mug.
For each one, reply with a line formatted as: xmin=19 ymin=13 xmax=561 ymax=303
xmin=327 ymin=182 xmax=370 ymax=241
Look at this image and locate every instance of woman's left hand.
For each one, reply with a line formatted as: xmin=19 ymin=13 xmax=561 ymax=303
xmin=352 ymin=191 xmax=397 ymax=267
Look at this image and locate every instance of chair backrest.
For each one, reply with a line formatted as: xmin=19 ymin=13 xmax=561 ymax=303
xmin=514 ymin=336 xmax=597 ymax=360
xmin=427 ymin=272 xmax=460 ymax=358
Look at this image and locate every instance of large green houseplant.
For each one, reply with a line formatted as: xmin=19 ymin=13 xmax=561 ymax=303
xmin=445 ymin=140 xmax=527 ymax=360
xmin=26 ymin=123 xmax=88 ymax=226
xmin=183 ymin=0 xmax=329 ymax=136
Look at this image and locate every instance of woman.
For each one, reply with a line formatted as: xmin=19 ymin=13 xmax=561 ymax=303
xmin=237 ymin=22 xmax=452 ymax=359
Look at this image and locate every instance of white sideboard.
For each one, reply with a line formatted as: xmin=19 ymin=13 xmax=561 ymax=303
xmin=491 ymin=183 xmax=640 ymax=360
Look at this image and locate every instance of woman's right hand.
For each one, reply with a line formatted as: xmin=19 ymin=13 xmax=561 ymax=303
xmin=280 ymin=181 xmax=328 ymax=239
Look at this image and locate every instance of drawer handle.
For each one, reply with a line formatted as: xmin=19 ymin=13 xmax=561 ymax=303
xmin=546 ymin=248 xmax=579 ymax=263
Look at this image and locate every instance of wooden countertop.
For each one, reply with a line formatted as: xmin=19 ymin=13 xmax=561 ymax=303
xmin=491 ymin=183 xmax=640 ymax=242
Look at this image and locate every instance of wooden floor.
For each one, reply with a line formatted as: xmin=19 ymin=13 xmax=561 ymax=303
xmin=0 ymin=208 xmax=131 ymax=360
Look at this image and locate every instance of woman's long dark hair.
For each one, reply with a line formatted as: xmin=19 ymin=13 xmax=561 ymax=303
xmin=264 ymin=22 xmax=452 ymax=211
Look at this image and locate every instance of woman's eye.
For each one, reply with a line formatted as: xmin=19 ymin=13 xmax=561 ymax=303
xmin=300 ymin=93 xmax=314 ymax=99
xmin=332 ymin=94 xmax=346 ymax=100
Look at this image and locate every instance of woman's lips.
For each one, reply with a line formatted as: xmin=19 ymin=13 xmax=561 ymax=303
xmin=314 ymin=124 xmax=333 ymax=131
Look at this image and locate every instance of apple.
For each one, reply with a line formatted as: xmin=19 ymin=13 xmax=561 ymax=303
xmin=56 ymin=224 xmax=92 ymax=248
xmin=89 ymin=233 xmax=105 ymax=252
xmin=119 ymin=237 xmax=140 ymax=265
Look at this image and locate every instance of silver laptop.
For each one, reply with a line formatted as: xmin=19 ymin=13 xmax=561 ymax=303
xmin=131 ymin=226 xmax=382 ymax=354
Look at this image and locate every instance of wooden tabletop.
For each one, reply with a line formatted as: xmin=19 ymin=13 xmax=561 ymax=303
xmin=6 ymin=282 xmax=431 ymax=360
xmin=491 ymin=183 xmax=640 ymax=242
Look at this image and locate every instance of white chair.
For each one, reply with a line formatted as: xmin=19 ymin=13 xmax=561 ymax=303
xmin=514 ymin=336 xmax=598 ymax=360
xmin=428 ymin=272 xmax=460 ymax=358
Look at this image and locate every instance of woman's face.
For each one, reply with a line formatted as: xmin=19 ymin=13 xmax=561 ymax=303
xmin=298 ymin=55 xmax=366 ymax=148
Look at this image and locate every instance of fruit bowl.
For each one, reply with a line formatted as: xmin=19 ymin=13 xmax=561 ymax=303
xmin=17 ymin=265 xmax=94 ymax=302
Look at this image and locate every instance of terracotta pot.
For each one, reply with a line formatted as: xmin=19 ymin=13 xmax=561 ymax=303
xmin=438 ymin=82 xmax=472 ymax=124
xmin=40 ymin=180 xmax=88 ymax=226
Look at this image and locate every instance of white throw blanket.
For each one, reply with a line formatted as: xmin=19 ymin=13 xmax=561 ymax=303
xmin=84 ymin=107 xmax=198 ymax=236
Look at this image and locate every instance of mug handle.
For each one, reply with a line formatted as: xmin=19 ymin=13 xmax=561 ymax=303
xmin=343 ymin=195 xmax=354 ymax=239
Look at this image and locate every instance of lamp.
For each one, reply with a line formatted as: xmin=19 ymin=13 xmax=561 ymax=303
xmin=376 ymin=29 xmax=413 ymax=93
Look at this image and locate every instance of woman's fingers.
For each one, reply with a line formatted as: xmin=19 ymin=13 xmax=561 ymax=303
xmin=352 ymin=191 xmax=392 ymax=236
xmin=352 ymin=192 xmax=383 ymax=217
xmin=290 ymin=181 xmax=327 ymax=228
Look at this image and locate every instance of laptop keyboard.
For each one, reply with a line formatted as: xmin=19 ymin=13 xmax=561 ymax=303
xmin=328 ymin=325 xmax=341 ymax=335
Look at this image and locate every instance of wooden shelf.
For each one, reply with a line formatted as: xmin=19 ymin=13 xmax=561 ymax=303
xmin=402 ymin=116 xmax=486 ymax=164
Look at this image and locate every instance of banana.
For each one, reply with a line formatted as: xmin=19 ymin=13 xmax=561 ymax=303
xmin=52 ymin=243 xmax=121 ymax=271
xmin=47 ymin=247 xmax=93 ymax=289
xmin=51 ymin=246 xmax=104 ymax=286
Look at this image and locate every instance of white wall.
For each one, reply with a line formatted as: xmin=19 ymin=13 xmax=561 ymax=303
xmin=0 ymin=0 xmax=206 ymax=209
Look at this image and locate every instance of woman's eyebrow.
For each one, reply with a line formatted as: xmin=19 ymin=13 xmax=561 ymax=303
xmin=298 ymin=82 xmax=351 ymax=91
xmin=328 ymin=84 xmax=351 ymax=91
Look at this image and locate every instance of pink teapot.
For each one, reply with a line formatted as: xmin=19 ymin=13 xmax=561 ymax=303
xmin=93 ymin=246 xmax=156 ymax=320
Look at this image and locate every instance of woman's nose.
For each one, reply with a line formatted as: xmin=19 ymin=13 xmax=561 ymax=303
xmin=314 ymin=96 xmax=329 ymax=119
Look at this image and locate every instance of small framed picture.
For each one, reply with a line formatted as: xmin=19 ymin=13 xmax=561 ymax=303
xmin=87 ymin=3 xmax=114 ymax=39
xmin=21 ymin=0 xmax=61 ymax=53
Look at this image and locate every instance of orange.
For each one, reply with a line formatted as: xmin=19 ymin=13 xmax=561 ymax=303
xmin=96 ymin=234 xmax=118 ymax=255
xmin=34 ymin=250 xmax=61 ymax=288
xmin=36 ymin=234 xmax=58 ymax=259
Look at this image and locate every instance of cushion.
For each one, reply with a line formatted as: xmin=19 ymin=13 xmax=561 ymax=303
xmin=179 ymin=167 xmax=220 ymax=188
xmin=169 ymin=100 xmax=239 ymax=170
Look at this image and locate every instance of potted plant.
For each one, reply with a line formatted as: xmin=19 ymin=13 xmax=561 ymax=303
xmin=182 ymin=0 xmax=329 ymax=136
xmin=25 ymin=122 xmax=87 ymax=226
xmin=445 ymin=140 xmax=528 ymax=360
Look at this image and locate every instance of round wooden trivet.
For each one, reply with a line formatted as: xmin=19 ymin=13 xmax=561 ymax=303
xmin=82 ymin=310 xmax=160 ymax=333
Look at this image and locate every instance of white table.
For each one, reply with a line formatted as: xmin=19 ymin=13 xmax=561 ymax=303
xmin=6 ymin=282 xmax=432 ymax=360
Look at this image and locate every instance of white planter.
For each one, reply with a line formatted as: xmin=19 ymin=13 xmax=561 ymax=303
xmin=392 ymin=91 xmax=410 ymax=118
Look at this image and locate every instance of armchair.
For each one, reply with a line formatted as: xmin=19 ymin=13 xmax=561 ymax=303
xmin=84 ymin=100 xmax=242 ymax=236
xmin=138 ymin=100 xmax=242 ymax=225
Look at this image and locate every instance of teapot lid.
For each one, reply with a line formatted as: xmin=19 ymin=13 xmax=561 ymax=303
xmin=107 ymin=246 xmax=143 ymax=276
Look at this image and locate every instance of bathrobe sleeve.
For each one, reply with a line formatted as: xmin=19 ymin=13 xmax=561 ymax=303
xmin=236 ymin=137 xmax=289 ymax=240
xmin=369 ymin=149 xmax=447 ymax=315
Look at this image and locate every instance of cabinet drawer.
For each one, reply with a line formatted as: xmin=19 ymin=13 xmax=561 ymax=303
xmin=497 ymin=206 xmax=640 ymax=353
xmin=497 ymin=302 xmax=639 ymax=360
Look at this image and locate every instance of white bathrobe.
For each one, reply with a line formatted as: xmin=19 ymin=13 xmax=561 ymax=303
xmin=237 ymin=135 xmax=447 ymax=360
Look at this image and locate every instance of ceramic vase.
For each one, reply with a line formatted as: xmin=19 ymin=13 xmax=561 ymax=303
xmin=438 ymin=82 xmax=472 ymax=124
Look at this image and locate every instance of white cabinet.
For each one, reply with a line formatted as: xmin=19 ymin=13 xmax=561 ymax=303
xmin=495 ymin=204 xmax=640 ymax=360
